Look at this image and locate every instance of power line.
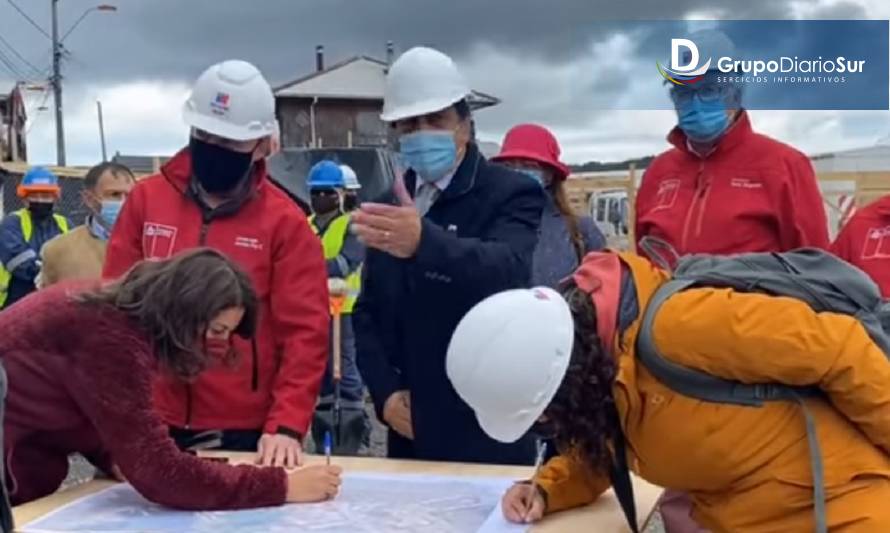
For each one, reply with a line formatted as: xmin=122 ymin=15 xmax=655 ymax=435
xmin=26 ymin=90 xmax=51 ymax=135
xmin=0 ymin=33 xmax=44 ymax=76
xmin=0 ymin=47 xmax=28 ymax=80
xmin=6 ymin=0 xmax=52 ymax=40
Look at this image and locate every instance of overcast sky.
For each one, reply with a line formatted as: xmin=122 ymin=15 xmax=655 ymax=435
xmin=1 ymin=0 xmax=888 ymax=166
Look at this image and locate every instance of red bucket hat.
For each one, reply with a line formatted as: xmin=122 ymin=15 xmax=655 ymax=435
xmin=492 ymin=124 xmax=571 ymax=181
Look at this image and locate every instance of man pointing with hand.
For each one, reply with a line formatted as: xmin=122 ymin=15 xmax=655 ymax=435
xmin=352 ymin=46 xmax=545 ymax=464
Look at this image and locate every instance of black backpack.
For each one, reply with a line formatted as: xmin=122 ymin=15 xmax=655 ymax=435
xmin=631 ymin=239 xmax=890 ymax=533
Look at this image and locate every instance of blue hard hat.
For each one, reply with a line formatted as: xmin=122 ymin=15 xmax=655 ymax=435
xmin=18 ymin=166 xmax=60 ymax=197
xmin=22 ymin=166 xmax=59 ymax=188
xmin=307 ymin=160 xmax=345 ymax=190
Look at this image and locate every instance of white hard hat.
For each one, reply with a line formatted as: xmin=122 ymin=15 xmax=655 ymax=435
xmin=381 ymin=47 xmax=470 ymax=123
xmin=340 ymin=164 xmax=361 ymax=190
xmin=183 ymin=60 xmax=278 ymax=142
xmin=446 ymin=287 xmax=574 ymax=443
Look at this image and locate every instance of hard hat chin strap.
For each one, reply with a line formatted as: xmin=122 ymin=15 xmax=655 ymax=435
xmin=572 ymin=253 xmax=622 ymax=354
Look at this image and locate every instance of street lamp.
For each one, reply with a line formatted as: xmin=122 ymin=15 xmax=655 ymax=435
xmin=61 ymin=5 xmax=118 ymax=43
xmin=51 ymin=1 xmax=118 ymax=166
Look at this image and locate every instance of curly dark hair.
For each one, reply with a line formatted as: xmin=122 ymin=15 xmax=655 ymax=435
xmin=77 ymin=248 xmax=258 ymax=380
xmin=542 ymin=278 xmax=620 ymax=475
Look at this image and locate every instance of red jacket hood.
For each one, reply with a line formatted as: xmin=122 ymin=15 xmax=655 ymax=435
xmin=667 ymin=110 xmax=754 ymax=158
xmin=160 ymin=147 xmax=270 ymax=195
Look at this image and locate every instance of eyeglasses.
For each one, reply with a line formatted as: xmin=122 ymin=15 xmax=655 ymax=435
xmin=669 ymin=83 xmax=729 ymax=105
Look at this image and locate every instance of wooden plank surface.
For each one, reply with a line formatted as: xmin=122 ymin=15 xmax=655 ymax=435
xmin=14 ymin=453 xmax=663 ymax=532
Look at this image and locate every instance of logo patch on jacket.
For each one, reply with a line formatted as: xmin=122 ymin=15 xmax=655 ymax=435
xmin=862 ymin=225 xmax=890 ymax=260
xmin=142 ymin=223 xmax=178 ymax=259
xmin=234 ymin=236 xmax=263 ymax=251
xmin=730 ymin=178 xmax=764 ymax=190
xmin=653 ymin=179 xmax=681 ymax=210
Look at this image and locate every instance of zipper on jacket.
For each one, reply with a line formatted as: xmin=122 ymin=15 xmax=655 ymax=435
xmin=184 ymin=215 xmax=212 ymax=429
xmin=680 ymin=162 xmax=707 ymax=252
xmin=693 ymin=181 xmax=713 ymax=239
xmin=185 ymin=384 xmax=193 ymax=429
xmin=198 ymin=219 xmax=210 ymax=246
xmin=250 ymin=337 xmax=259 ymax=392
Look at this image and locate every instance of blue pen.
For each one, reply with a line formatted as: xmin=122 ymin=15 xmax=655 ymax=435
xmin=324 ymin=431 xmax=332 ymax=465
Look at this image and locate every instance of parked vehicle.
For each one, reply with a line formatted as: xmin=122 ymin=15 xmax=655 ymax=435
xmin=267 ymin=147 xmax=399 ymax=214
xmin=589 ymin=189 xmax=629 ymax=238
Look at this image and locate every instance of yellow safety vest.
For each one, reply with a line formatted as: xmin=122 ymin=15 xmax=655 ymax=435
xmin=0 ymin=208 xmax=69 ymax=307
xmin=309 ymin=213 xmax=362 ymax=314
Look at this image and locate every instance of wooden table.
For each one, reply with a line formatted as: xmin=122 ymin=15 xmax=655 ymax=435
xmin=14 ymin=453 xmax=663 ymax=532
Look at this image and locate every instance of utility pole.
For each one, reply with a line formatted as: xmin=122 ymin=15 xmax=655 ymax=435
xmin=96 ymin=100 xmax=107 ymax=161
xmin=51 ymin=0 xmax=65 ymax=167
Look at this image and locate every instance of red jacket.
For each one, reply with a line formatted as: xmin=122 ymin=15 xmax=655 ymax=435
xmin=1 ymin=283 xmax=287 ymax=508
xmin=635 ymin=111 xmax=830 ymax=256
xmin=103 ymin=148 xmax=329 ymax=437
xmin=832 ymin=195 xmax=890 ymax=297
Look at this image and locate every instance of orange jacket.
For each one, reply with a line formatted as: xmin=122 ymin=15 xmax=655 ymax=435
xmin=536 ymin=253 xmax=890 ymax=532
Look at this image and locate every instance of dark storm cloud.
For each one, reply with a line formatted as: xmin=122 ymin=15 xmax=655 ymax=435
xmin=0 ymin=0 xmax=804 ymax=88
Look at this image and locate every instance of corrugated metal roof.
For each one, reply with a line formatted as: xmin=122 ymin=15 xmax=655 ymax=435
xmin=111 ymin=154 xmax=171 ymax=174
xmin=274 ymin=55 xmax=500 ymax=110
xmin=0 ymin=161 xmax=91 ymax=178
xmin=275 ymin=56 xmax=388 ymax=100
xmin=0 ymin=161 xmax=154 ymax=179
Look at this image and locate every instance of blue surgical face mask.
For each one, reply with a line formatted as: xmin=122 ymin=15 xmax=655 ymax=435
xmin=100 ymin=199 xmax=123 ymax=229
xmin=399 ymin=130 xmax=458 ymax=183
xmin=676 ymin=95 xmax=730 ymax=143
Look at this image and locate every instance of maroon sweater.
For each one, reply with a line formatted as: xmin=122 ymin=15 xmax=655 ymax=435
xmin=1 ymin=282 xmax=287 ymax=509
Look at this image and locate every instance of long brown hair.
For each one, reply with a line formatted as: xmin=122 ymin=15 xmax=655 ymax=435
xmin=78 ymin=248 xmax=258 ymax=380
xmin=544 ymin=277 xmax=619 ymax=474
xmin=551 ymin=180 xmax=586 ymax=262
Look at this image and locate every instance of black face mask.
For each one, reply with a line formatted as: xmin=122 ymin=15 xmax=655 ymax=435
xmin=28 ymin=202 xmax=54 ymax=221
xmin=190 ymin=136 xmax=254 ymax=195
xmin=310 ymin=192 xmax=341 ymax=215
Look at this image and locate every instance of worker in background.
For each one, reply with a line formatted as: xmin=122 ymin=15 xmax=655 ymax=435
xmin=833 ymin=196 xmax=890 ymax=296
xmin=351 ymin=46 xmax=545 ymax=464
xmin=103 ymin=60 xmax=329 ymax=469
xmin=492 ymin=124 xmax=606 ymax=287
xmin=306 ymin=160 xmax=369 ymax=455
xmin=636 ymin=30 xmax=829 ymax=260
xmin=447 ymin=251 xmax=890 ymax=532
xmin=635 ymin=30 xmax=830 ymax=531
xmin=39 ymin=162 xmax=135 ymax=287
xmin=0 ymin=167 xmax=70 ymax=310
xmin=341 ymin=164 xmax=362 ymax=211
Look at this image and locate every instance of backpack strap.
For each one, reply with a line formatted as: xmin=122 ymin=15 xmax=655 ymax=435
xmin=637 ymin=279 xmax=818 ymax=406
xmin=637 ymin=236 xmax=681 ymax=273
xmin=608 ymin=404 xmax=639 ymax=533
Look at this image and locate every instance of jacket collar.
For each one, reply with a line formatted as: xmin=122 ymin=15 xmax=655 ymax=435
xmin=162 ymin=146 xmax=268 ymax=196
xmin=667 ymin=109 xmax=754 ymax=159
xmin=161 ymin=146 xmax=268 ymax=216
xmin=404 ymin=142 xmax=482 ymax=203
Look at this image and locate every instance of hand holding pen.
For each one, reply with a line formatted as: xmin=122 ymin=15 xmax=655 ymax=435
xmin=501 ymin=440 xmax=548 ymax=524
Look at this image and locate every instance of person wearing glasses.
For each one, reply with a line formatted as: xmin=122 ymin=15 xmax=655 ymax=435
xmin=635 ymin=30 xmax=830 ymax=532
xmin=636 ymin=30 xmax=829 ymax=261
